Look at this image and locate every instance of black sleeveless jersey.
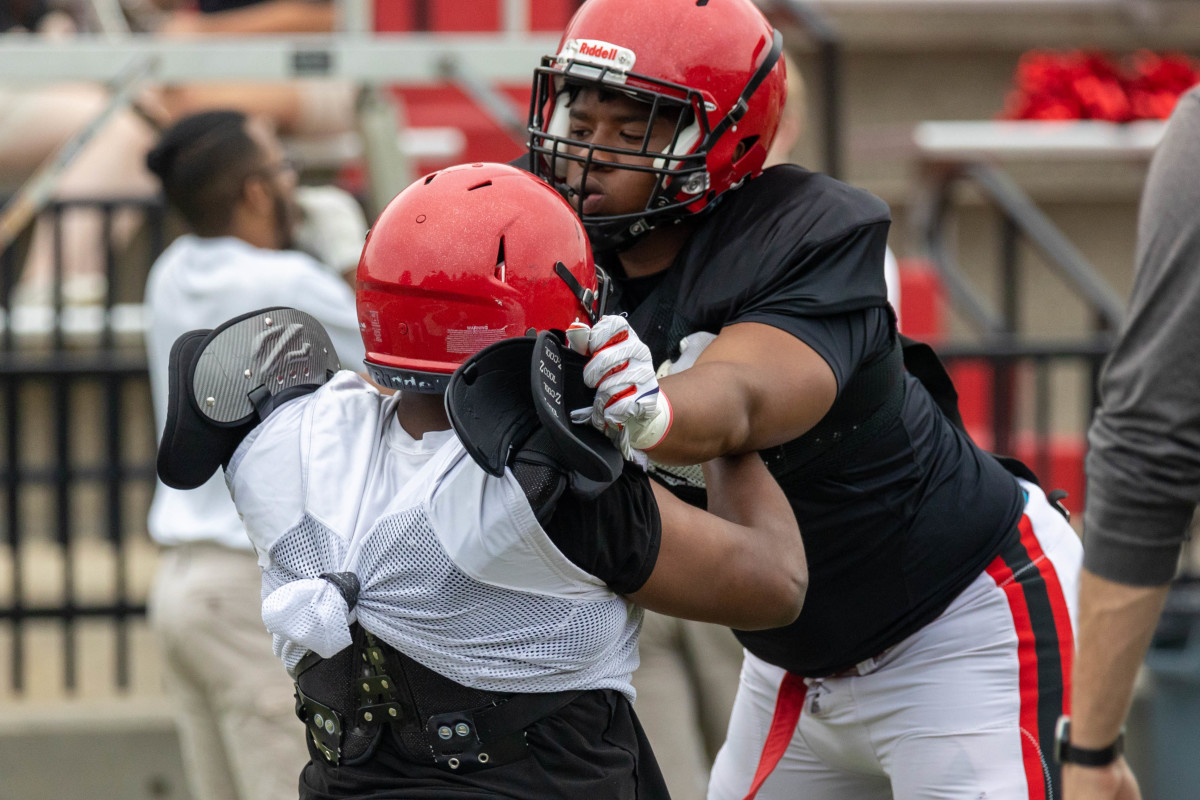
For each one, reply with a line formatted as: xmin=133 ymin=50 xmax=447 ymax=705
xmin=604 ymin=165 xmax=1025 ymax=677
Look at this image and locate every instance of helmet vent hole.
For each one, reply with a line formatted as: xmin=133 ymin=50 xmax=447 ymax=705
xmin=494 ymin=236 xmax=506 ymax=282
xmin=424 ymin=173 xmax=437 ymax=185
xmin=468 ymin=180 xmax=493 ymax=191
xmin=696 ymin=0 xmax=710 ymax=5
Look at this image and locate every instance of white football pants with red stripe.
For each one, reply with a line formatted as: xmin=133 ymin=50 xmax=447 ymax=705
xmin=707 ymin=479 xmax=1082 ymax=800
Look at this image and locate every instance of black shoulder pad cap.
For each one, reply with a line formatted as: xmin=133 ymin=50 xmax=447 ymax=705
xmin=157 ymin=329 xmax=256 ymax=490
xmin=530 ymin=331 xmax=622 ymax=491
xmin=157 ymin=306 xmax=341 ymax=491
xmin=445 ymin=332 xmax=622 ymax=496
xmin=445 ymin=337 xmax=541 ymax=477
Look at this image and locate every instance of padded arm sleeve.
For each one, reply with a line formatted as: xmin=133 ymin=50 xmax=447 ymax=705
xmin=541 ymin=460 xmax=662 ymax=595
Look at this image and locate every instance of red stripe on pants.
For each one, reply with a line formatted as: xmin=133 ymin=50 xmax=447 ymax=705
xmin=985 ymin=515 xmax=1047 ymax=800
xmin=1016 ymin=515 xmax=1076 ymax=713
xmin=741 ymin=671 xmax=807 ymax=800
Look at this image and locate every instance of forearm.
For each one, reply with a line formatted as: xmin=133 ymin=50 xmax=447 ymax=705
xmin=701 ymin=453 xmax=807 ymax=625
xmin=635 ymin=455 xmax=805 ymax=629
xmin=1070 ymin=568 xmax=1169 ymax=748
xmin=651 ymin=364 xmax=760 ymax=465
xmin=704 ymin=451 xmax=797 ymax=536
xmin=193 ymin=1 xmax=335 ymax=34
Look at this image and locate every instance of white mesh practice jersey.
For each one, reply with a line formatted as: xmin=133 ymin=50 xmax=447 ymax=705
xmin=225 ymin=372 xmax=642 ymax=699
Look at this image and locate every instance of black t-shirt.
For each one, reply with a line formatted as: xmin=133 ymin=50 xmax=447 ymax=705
xmin=603 ymin=165 xmax=1024 ymax=676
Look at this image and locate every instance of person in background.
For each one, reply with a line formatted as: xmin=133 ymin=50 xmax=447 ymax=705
xmin=1 ymin=0 xmax=159 ymax=306
xmin=1063 ymin=84 xmax=1200 ymax=800
xmin=149 ymin=0 xmax=354 ymax=138
xmin=142 ymin=109 xmax=364 ymax=800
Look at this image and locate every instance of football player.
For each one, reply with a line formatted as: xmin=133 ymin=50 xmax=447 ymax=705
xmin=156 ymin=163 xmax=806 ymax=799
xmin=524 ymin=1 xmax=1083 ymax=798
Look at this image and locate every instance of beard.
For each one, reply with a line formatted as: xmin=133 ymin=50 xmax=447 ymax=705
xmin=272 ymin=188 xmax=298 ymax=251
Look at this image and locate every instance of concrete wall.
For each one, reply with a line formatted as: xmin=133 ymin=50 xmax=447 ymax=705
xmin=0 ymin=701 xmax=191 ymax=800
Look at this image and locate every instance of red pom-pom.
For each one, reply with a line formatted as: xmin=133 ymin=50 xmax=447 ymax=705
xmin=1001 ymin=49 xmax=1200 ymax=122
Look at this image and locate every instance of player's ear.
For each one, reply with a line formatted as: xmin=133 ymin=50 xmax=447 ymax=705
xmin=242 ymin=173 xmax=273 ymax=215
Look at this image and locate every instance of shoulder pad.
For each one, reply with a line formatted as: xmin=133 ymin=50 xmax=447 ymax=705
xmin=157 ymin=306 xmax=341 ymax=490
xmin=445 ymin=331 xmax=622 ymax=495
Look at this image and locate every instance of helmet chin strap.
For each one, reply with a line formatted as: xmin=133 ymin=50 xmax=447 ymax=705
xmin=553 ymin=260 xmax=613 ymax=322
xmin=582 ymin=214 xmax=657 ymax=254
xmin=702 ymin=29 xmax=783 ymax=152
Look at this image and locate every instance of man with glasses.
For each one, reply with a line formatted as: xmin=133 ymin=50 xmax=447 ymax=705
xmin=142 ymin=109 xmax=364 ymax=800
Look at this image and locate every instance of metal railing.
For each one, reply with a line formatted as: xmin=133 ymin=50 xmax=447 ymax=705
xmin=0 ymin=197 xmax=164 ymax=694
xmin=912 ymin=158 xmax=1126 ymax=456
xmin=937 ymin=341 xmax=1110 ymax=493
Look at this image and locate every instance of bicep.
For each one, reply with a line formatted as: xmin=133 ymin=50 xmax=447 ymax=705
xmin=662 ymin=321 xmax=838 ymax=455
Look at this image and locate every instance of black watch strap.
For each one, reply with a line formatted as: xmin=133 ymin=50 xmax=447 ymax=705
xmin=1054 ymin=716 xmax=1125 ymax=767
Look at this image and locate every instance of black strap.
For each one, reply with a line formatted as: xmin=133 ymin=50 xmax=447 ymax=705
xmin=898 ymin=333 xmax=965 ymax=432
xmin=554 ymin=261 xmax=600 ymax=324
xmin=318 ymin=572 xmax=361 ymax=612
xmin=294 ymin=625 xmax=592 ymax=773
xmin=898 ymin=333 xmax=1048 ymax=488
xmin=474 ymin=690 xmax=584 ymax=741
xmin=704 ymin=29 xmax=784 ymax=148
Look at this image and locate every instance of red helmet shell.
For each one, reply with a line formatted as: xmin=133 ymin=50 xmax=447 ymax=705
xmin=533 ymin=0 xmax=786 ymax=223
xmin=356 ymin=163 xmax=597 ymax=387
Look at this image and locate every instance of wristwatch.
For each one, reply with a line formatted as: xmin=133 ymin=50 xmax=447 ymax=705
xmin=1054 ymin=715 xmax=1125 ymax=767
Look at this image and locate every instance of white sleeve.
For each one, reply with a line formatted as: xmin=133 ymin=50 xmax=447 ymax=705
xmin=425 ymin=448 xmax=610 ymax=600
xmin=226 ymin=395 xmax=311 ymax=563
xmin=884 ymin=246 xmax=901 ymax=330
xmin=250 ymin=253 xmax=365 ymax=370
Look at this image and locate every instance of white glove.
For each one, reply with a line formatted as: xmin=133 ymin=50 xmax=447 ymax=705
xmin=567 ymin=316 xmax=673 ymax=460
xmin=656 ymin=331 xmax=717 ymax=378
xmin=293 ymin=185 xmax=369 ymax=275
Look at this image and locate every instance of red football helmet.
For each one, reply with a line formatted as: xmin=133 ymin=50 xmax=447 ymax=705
xmin=356 ymin=163 xmax=604 ymax=393
xmin=528 ymin=0 xmax=787 ymax=250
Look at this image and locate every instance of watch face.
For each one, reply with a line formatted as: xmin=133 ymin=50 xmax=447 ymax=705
xmin=1054 ymin=716 xmax=1071 ymax=764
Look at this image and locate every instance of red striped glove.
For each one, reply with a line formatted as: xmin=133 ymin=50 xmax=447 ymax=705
xmin=567 ymin=316 xmax=673 ymax=458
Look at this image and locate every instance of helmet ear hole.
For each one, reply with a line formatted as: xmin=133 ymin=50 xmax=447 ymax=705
xmin=733 ymin=135 xmax=759 ymax=164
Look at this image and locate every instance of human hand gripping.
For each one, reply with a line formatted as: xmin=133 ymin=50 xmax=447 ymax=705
xmin=566 ymin=316 xmax=673 ymax=465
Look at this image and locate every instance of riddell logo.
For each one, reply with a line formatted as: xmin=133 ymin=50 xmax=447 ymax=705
xmin=579 ymin=42 xmax=618 ymax=61
xmin=561 ymin=39 xmax=636 ymax=74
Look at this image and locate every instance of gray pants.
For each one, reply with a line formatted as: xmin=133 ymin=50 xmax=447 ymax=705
xmin=150 ymin=543 xmax=309 ymax=800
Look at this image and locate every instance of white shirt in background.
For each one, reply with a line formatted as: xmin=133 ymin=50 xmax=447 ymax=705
xmin=144 ymin=234 xmax=365 ymax=550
